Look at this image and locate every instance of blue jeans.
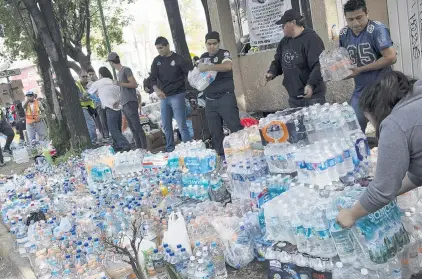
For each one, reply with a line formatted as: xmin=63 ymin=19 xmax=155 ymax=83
xmin=83 ymin=108 xmax=97 ymax=143
xmin=350 ymin=93 xmax=368 ymax=133
xmin=161 ymin=93 xmax=192 ymax=152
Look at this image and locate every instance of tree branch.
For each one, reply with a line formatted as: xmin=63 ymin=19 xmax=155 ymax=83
xmin=67 ymin=60 xmax=81 ymax=74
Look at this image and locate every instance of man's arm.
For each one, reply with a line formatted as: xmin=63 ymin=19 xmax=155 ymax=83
xmin=202 ymin=61 xmax=232 ymax=72
xmin=351 ymin=25 xmax=396 ymax=76
xmin=355 ymin=47 xmax=396 ymax=74
xmin=268 ymin=44 xmax=283 ymax=77
xmin=305 ymin=34 xmax=325 ymax=89
xmin=119 ymin=68 xmax=138 ymax=89
xmin=397 ymin=173 xmax=420 ymax=196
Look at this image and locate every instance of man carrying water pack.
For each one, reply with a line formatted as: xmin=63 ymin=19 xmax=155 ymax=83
xmin=340 ymin=0 xmax=396 ymax=133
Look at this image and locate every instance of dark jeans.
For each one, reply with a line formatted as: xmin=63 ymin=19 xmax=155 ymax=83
xmin=0 ymin=118 xmax=15 ymax=163
xmin=288 ymin=96 xmax=326 ymax=108
xmin=350 ymin=93 xmax=368 ymax=133
xmin=122 ymin=101 xmax=147 ymax=149
xmin=106 ymin=108 xmax=130 ymax=150
xmin=96 ymin=106 xmax=109 ymax=138
xmin=205 ymin=92 xmax=243 ymax=156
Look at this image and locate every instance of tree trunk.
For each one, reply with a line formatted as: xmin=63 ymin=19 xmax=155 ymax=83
xmin=22 ymin=0 xmax=91 ymax=151
xmin=34 ymin=39 xmax=70 ymax=154
xmin=201 ymin=0 xmax=212 ymax=33
xmin=163 ymin=0 xmax=191 ymax=60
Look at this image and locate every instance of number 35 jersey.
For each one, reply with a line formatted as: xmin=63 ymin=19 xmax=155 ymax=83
xmin=339 ymin=20 xmax=394 ymax=97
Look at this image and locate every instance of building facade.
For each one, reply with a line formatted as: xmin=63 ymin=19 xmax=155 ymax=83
xmin=206 ymin=0 xmax=390 ymax=112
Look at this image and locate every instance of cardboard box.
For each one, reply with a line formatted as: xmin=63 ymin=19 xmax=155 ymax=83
xmin=10 ymin=79 xmax=23 ymax=89
xmin=146 ymin=129 xmax=165 ymax=151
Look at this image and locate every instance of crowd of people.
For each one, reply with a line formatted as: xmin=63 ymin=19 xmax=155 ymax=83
xmin=0 ymin=0 xmax=421 ymax=230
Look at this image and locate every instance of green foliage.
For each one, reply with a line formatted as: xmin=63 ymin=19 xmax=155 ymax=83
xmin=0 ymin=0 xmax=132 ymax=63
xmin=0 ymin=0 xmax=36 ymax=61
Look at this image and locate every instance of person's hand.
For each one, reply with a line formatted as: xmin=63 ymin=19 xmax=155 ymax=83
xmin=113 ymin=102 xmax=120 ymax=109
xmin=156 ymin=89 xmax=166 ymax=100
xmin=336 ymin=206 xmax=357 ymax=228
xmin=112 ymin=80 xmax=120 ymax=86
xmin=304 ymin=85 xmax=313 ymax=99
xmin=345 ymin=67 xmax=362 ymax=79
xmin=265 ymin=72 xmax=274 ymax=82
xmin=198 ymin=63 xmax=210 ymax=72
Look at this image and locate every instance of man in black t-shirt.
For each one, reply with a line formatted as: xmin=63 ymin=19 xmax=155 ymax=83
xmin=199 ymin=31 xmax=243 ymax=157
xmin=150 ymin=37 xmax=193 ymax=152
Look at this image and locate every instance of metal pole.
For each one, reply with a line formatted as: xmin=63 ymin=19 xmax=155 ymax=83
xmin=97 ymin=0 xmax=117 ymax=79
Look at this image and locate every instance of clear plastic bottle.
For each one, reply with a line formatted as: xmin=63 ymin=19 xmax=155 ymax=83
xmin=152 ymin=248 xmax=169 ymax=279
xmin=194 ymin=258 xmax=208 ymax=279
xmin=187 ymin=256 xmax=197 ymax=279
xmin=329 ymin=221 xmax=356 ymax=264
xmin=210 ymin=242 xmax=227 ymax=279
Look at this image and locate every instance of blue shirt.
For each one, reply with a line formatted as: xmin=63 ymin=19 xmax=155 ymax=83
xmin=339 ymin=20 xmax=393 ymax=97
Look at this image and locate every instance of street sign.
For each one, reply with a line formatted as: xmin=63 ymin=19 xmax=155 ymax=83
xmin=0 ymin=68 xmax=21 ymax=78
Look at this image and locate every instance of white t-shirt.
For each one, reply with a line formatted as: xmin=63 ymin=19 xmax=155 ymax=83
xmin=88 ymin=78 xmax=121 ymax=110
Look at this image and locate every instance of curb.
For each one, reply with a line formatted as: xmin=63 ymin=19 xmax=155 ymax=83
xmin=0 ymin=223 xmax=36 ymax=279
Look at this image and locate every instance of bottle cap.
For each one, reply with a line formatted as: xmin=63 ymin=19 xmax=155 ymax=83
xmin=336 ymin=262 xmax=343 ymax=268
xmin=361 ymin=269 xmax=368 ymax=275
xmin=190 ymin=256 xmax=195 ymax=261
xmin=405 ymin=212 xmax=411 ymax=217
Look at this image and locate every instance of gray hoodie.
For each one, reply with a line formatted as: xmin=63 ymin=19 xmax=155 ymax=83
xmin=359 ymin=80 xmax=422 ymax=213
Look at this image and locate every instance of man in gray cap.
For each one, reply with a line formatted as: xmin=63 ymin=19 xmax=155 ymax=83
xmin=107 ymin=52 xmax=147 ymax=149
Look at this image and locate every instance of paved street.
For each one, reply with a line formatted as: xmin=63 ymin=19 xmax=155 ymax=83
xmin=0 ymin=255 xmax=24 ymax=279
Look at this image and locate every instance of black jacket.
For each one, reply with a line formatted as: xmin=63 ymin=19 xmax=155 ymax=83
xmin=150 ymin=52 xmax=193 ymax=97
xmin=268 ymin=28 xmax=326 ymax=99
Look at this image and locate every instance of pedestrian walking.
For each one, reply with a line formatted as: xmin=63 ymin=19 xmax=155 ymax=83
xmin=339 ymin=0 xmax=396 ymax=133
xmin=89 ymin=67 xmax=131 ymax=151
xmin=198 ymin=31 xmax=243 ymax=157
xmin=108 ymin=52 xmax=147 ymax=150
xmin=266 ymin=9 xmax=326 ymax=108
xmin=0 ymin=106 xmax=14 ymax=165
xmin=23 ymin=91 xmax=48 ymax=142
xmin=149 ymin=37 xmax=193 ymax=152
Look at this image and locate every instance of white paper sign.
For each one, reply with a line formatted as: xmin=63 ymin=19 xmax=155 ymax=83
xmin=247 ymin=0 xmax=292 ymax=46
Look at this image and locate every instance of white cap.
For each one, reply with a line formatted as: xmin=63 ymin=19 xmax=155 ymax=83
xmin=202 ymin=246 xmax=208 ymax=251
xmin=336 ymin=262 xmax=343 ymax=268
xmin=196 ymin=251 xmax=202 ymax=257
xmin=190 ymin=256 xmax=195 ymax=261
xmin=410 ymin=207 xmax=416 ymax=213
xmin=361 ymin=268 xmax=368 ymax=275
xmin=198 ymin=259 xmax=204 ymax=264
xmin=405 ymin=212 xmax=411 ymax=217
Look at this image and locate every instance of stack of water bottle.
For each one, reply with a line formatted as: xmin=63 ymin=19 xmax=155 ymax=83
xmin=188 ymin=58 xmax=218 ymax=91
xmin=145 ymin=241 xmax=227 ymax=279
xmin=167 ymin=141 xmax=218 ymax=201
xmin=227 ymin=156 xmax=270 ymax=200
xmin=319 ymin=47 xmax=355 ymax=82
xmin=261 ymin=103 xmax=370 ymax=185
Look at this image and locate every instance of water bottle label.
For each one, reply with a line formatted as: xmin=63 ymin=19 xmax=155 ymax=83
xmin=306 ymin=162 xmax=314 ymax=171
xmin=315 ymin=229 xmax=330 ymax=239
xmin=287 ymin=153 xmax=294 ymax=160
xmin=336 ymin=154 xmax=344 ymax=164
xmin=296 ymin=226 xmax=306 ymax=236
xmin=327 ymin=158 xmax=336 ymax=167
xmin=296 ymin=161 xmax=306 ymax=169
xmin=343 ymin=150 xmax=351 ymax=159
xmin=317 ymin=162 xmax=328 ymax=171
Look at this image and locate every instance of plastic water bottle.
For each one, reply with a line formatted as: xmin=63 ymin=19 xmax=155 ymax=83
xmin=210 ymin=242 xmax=227 ymax=279
xmin=194 ymin=259 xmax=208 ymax=279
xmin=329 ymin=221 xmax=356 ymax=263
xmin=152 ymin=248 xmax=168 ymax=278
xmin=187 ymin=256 xmax=197 ymax=279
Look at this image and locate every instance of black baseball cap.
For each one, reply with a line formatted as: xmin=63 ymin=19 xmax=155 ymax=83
xmin=275 ymin=9 xmax=302 ymax=25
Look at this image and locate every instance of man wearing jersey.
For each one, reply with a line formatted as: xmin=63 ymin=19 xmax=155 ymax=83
xmin=198 ymin=31 xmax=243 ymax=157
xmin=340 ymin=0 xmax=396 ymax=132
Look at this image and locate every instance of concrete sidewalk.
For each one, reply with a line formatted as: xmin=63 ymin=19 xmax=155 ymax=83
xmin=0 ymin=223 xmax=36 ymax=279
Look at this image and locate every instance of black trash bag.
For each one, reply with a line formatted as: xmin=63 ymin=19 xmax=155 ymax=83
xmin=26 ymin=211 xmax=46 ymax=226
